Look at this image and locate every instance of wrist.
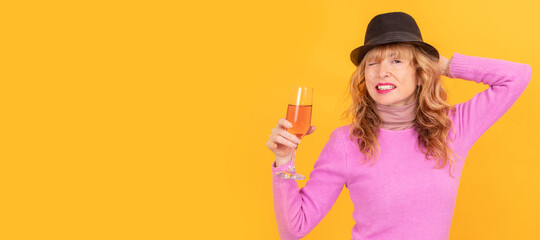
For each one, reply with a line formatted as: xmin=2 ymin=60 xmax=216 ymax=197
xmin=445 ymin=56 xmax=453 ymax=77
xmin=275 ymin=157 xmax=290 ymax=167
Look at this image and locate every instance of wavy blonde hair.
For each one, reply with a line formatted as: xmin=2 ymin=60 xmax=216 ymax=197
xmin=341 ymin=43 xmax=462 ymax=177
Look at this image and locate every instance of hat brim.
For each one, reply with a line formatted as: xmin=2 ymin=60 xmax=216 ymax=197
xmin=350 ymin=41 xmax=439 ymax=67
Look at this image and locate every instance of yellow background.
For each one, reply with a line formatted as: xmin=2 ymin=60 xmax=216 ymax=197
xmin=1 ymin=0 xmax=539 ymax=239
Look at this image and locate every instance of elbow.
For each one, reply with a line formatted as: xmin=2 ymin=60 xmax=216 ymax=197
xmin=277 ymin=214 xmax=310 ymax=240
xmin=506 ymin=63 xmax=533 ymax=91
xmin=518 ymin=63 xmax=533 ymax=91
xmin=524 ymin=63 xmax=533 ymax=82
xmin=281 ymin=222 xmax=309 ymax=240
xmin=277 ymin=227 xmax=306 ymax=240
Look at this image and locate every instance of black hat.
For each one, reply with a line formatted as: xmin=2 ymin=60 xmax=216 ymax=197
xmin=350 ymin=12 xmax=439 ymax=66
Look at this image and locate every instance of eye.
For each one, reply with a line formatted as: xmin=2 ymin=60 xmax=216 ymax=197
xmin=367 ymin=62 xmax=377 ymax=66
xmin=392 ymin=59 xmax=402 ymax=64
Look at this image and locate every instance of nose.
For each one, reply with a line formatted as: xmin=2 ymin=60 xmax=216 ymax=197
xmin=378 ymin=62 xmax=390 ymax=79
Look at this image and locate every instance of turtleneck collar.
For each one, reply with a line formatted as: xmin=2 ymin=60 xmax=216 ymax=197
xmin=375 ymin=98 xmax=417 ymax=131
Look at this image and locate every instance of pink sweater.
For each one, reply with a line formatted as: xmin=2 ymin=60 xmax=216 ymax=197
xmin=271 ymin=53 xmax=532 ymax=240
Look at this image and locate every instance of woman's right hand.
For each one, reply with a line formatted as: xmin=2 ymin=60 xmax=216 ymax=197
xmin=438 ymin=54 xmax=452 ymax=77
xmin=266 ymin=118 xmax=316 ymax=167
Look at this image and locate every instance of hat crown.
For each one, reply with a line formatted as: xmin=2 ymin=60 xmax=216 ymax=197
xmin=364 ymin=12 xmax=423 ymax=44
xmin=349 ymin=12 xmax=439 ymax=66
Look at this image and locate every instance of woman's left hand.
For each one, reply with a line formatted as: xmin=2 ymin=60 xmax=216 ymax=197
xmin=438 ymin=54 xmax=451 ymax=77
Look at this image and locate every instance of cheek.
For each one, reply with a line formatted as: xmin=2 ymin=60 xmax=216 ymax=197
xmin=365 ymin=71 xmax=376 ymax=78
xmin=365 ymin=73 xmax=376 ymax=87
xmin=401 ymin=80 xmax=418 ymax=97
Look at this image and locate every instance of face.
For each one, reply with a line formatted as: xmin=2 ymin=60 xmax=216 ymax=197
xmin=364 ymin=50 xmax=419 ymax=107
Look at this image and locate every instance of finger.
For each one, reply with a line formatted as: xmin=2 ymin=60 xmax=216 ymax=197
xmin=272 ymin=134 xmax=298 ymax=149
xmin=276 ymin=128 xmax=300 ymax=144
xmin=306 ymin=125 xmax=316 ymax=135
xmin=266 ymin=139 xmax=278 ymax=150
xmin=278 ymin=118 xmax=293 ymax=129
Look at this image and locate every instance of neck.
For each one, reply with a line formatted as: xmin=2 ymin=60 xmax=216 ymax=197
xmin=375 ymin=99 xmax=417 ymax=131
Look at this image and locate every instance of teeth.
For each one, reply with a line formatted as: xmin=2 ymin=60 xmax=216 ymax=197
xmin=377 ymin=85 xmax=396 ymax=90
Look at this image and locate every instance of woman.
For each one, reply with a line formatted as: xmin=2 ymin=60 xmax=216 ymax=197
xmin=265 ymin=12 xmax=532 ymax=240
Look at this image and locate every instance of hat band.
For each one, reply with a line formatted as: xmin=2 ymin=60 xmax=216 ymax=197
xmin=365 ymin=31 xmax=423 ymax=45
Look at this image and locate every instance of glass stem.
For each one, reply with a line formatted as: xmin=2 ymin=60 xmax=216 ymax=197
xmin=288 ymin=144 xmax=298 ymax=172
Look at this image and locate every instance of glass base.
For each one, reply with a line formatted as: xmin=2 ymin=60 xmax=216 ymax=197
xmin=275 ymin=171 xmax=305 ymax=180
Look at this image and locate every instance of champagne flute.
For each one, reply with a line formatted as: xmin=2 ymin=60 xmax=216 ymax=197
xmin=275 ymin=85 xmax=313 ymax=180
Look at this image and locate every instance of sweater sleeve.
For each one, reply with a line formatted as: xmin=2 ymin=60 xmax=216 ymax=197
xmin=448 ymin=52 xmax=532 ymax=148
xmin=271 ymin=128 xmax=348 ymax=240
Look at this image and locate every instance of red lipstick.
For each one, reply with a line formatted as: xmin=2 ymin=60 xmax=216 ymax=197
xmin=375 ymin=82 xmax=397 ymax=94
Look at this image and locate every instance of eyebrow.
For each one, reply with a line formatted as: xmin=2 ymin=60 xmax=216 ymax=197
xmin=365 ymin=50 xmax=404 ymax=63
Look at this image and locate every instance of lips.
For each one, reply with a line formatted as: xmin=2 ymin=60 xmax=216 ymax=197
xmin=376 ymin=82 xmax=397 ymax=88
xmin=375 ymin=82 xmax=397 ymax=94
xmin=376 ymin=88 xmax=396 ymax=94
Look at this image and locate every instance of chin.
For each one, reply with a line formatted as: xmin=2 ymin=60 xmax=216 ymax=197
xmin=371 ymin=97 xmax=391 ymax=105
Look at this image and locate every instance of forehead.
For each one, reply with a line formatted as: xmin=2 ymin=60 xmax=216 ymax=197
xmin=364 ymin=44 xmax=414 ymax=61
